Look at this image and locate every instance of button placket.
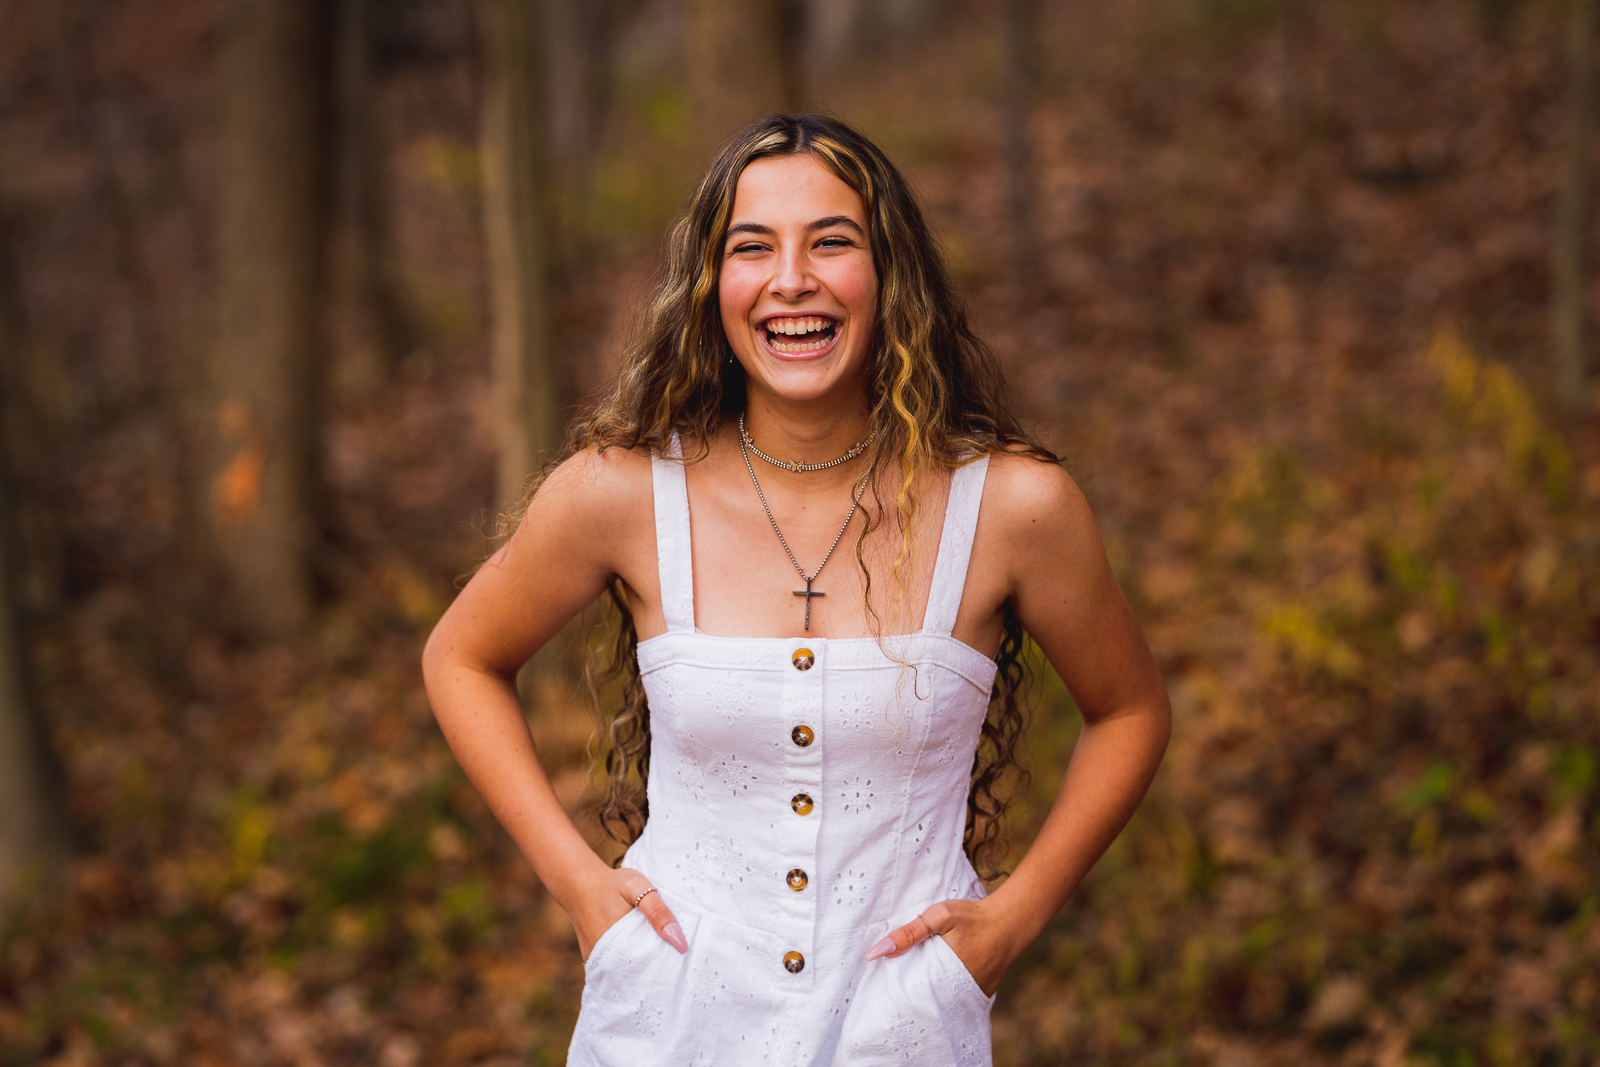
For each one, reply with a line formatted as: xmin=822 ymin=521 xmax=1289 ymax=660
xmin=777 ymin=640 xmax=824 ymax=986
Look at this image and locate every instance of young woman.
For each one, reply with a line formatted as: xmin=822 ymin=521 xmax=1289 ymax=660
xmin=422 ymin=114 xmax=1170 ymax=1066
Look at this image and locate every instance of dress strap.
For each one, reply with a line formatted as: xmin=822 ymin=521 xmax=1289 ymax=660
xmin=921 ymin=454 xmax=990 ymax=637
xmin=651 ymin=434 xmax=696 ymax=633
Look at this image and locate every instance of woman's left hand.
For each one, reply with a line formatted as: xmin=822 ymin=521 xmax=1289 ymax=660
xmin=863 ymin=898 xmax=1019 ymax=996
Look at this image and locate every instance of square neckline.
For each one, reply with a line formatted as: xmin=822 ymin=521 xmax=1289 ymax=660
xmin=641 ymin=442 xmax=995 ymax=665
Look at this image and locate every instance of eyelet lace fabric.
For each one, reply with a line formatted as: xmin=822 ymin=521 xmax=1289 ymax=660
xmin=568 ymin=441 xmax=996 ymax=1067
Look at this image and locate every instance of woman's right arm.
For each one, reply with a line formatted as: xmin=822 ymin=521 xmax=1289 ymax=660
xmin=420 ymin=446 xmax=686 ymax=958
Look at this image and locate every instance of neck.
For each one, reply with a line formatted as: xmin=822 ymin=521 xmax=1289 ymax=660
xmin=740 ymin=395 xmax=872 ymax=474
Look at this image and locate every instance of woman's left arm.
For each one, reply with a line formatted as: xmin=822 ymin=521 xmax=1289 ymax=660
xmin=867 ymin=457 xmax=1172 ymax=995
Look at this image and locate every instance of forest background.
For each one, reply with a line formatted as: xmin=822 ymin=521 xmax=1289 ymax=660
xmin=2 ymin=0 xmax=1599 ymax=1064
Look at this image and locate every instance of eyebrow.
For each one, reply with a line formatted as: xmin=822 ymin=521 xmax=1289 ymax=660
xmin=725 ymin=216 xmax=867 ymax=241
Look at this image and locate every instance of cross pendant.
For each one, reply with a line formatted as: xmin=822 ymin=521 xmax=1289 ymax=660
xmin=793 ymin=577 xmax=825 ymax=631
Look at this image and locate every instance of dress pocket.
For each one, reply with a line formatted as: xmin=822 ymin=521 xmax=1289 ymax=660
xmin=838 ymin=937 xmax=994 ymax=1067
xmin=584 ymin=907 xmax=648 ymax=973
xmin=929 ymin=934 xmax=994 ymax=1006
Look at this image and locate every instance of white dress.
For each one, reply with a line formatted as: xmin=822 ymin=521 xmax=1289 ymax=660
xmin=567 ymin=442 xmax=997 ymax=1067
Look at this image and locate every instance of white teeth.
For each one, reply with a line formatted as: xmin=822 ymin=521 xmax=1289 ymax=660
xmin=768 ymin=318 xmax=820 ymax=334
xmin=764 ymin=318 xmax=836 ymax=345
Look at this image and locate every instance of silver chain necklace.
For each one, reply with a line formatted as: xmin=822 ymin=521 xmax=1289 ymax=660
xmin=738 ymin=422 xmax=870 ymax=631
xmin=739 ymin=412 xmax=874 ymax=473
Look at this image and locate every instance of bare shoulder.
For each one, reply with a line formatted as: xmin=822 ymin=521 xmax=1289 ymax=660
xmin=974 ymin=449 xmax=1123 ymax=640
xmin=979 ymin=449 xmax=1100 ymax=553
xmin=534 ymin=442 xmax=652 ymax=510
xmin=507 ymin=443 xmax=655 ymax=569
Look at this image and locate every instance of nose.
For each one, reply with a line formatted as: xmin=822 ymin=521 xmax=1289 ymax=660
xmin=769 ymin=243 xmax=817 ymax=302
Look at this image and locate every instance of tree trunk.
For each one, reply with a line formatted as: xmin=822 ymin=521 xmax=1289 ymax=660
xmin=877 ymin=0 xmax=948 ymax=44
xmin=0 ymin=399 xmax=71 ymax=907
xmin=211 ymin=0 xmax=328 ymax=638
xmin=478 ymin=0 xmax=562 ymax=510
xmin=329 ymin=0 xmax=419 ymax=393
xmin=329 ymin=0 xmax=404 ymax=393
xmin=545 ymin=0 xmax=649 ymax=264
xmin=999 ymin=0 xmax=1039 ymax=283
xmin=804 ymin=0 xmax=947 ymax=78
xmin=1555 ymin=0 xmax=1594 ymax=414
xmin=685 ymin=0 xmax=802 ymax=145
xmin=806 ymin=0 xmax=863 ymax=76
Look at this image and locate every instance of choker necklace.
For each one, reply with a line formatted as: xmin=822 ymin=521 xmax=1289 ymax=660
xmin=738 ymin=426 xmax=869 ymax=631
xmin=739 ymin=412 xmax=873 ymax=473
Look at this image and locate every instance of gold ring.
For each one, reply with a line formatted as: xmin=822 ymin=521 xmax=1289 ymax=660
xmin=632 ymin=887 xmax=658 ymax=909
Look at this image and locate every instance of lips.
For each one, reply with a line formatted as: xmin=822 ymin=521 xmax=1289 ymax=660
xmin=761 ymin=315 xmax=839 ymax=355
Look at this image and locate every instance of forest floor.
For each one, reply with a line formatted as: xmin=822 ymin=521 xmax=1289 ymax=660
xmin=4 ymin=1 xmax=1600 ymax=1065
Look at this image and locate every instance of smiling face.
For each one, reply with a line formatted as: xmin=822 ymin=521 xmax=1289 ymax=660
xmin=718 ymin=153 xmax=879 ymax=409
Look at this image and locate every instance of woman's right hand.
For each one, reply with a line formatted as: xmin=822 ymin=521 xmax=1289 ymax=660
xmin=570 ymin=866 xmax=689 ymax=961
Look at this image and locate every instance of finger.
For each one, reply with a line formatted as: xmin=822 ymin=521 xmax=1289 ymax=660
xmin=866 ymin=902 xmax=956 ymax=962
xmin=864 ymin=912 xmax=934 ymax=962
xmin=634 ymin=885 xmax=688 ymax=954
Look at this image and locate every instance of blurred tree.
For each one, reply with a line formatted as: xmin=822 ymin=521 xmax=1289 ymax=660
xmin=806 ymin=0 xmax=860 ymax=72
xmin=805 ymin=0 xmax=950 ymax=77
xmin=330 ymin=0 xmax=418 ymax=392
xmin=1000 ymin=0 xmax=1039 ymax=283
xmin=477 ymin=0 xmax=561 ymax=511
xmin=210 ymin=0 xmax=330 ymax=638
xmin=1555 ymin=0 xmax=1594 ymax=414
xmin=874 ymin=0 xmax=950 ymax=47
xmin=0 ymin=395 xmax=70 ymax=908
xmin=1474 ymin=0 xmax=1531 ymax=42
xmin=687 ymin=0 xmax=802 ymax=143
xmin=545 ymin=0 xmax=649 ymax=259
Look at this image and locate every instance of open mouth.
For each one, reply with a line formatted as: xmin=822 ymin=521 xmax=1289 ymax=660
xmin=762 ymin=316 xmax=838 ymax=355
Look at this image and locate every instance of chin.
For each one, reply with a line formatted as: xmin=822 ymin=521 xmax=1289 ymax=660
xmin=748 ymin=363 xmax=859 ymax=403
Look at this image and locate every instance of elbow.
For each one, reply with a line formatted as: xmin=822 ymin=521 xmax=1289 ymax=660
xmin=1151 ymin=690 xmax=1174 ymax=756
xmin=420 ymin=621 xmax=453 ymax=704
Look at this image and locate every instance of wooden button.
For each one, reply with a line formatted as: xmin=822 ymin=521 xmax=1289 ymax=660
xmin=791 ymin=725 xmax=814 ymax=747
xmin=786 ymin=868 xmax=808 ymax=891
xmin=790 ymin=793 xmax=813 ymax=815
xmin=791 ymin=648 xmax=814 ymax=670
xmin=783 ymin=951 xmax=805 ymax=974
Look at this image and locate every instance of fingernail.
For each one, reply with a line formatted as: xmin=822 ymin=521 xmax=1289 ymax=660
xmin=864 ymin=936 xmax=895 ymax=961
xmin=663 ymin=922 xmax=688 ymax=954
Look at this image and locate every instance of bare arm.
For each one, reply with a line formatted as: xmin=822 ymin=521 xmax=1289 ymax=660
xmin=420 ymin=447 xmax=687 ymax=957
xmin=868 ymin=456 xmax=1172 ymax=992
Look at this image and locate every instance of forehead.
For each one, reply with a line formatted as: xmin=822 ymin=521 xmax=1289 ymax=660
xmin=728 ymin=154 xmax=867 ymax=227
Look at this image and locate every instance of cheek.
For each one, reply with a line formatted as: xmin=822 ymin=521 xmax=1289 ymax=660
xmin=840 ymin=268 xmax=879 ymax=331
xmin=717 ymin=274 xmax=747 ymax=341
xmin=719 ymin=264 xmax=763 ymax=321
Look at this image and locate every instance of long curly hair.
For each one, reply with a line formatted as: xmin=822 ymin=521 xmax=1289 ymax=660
xmin=544 ymin=113 xmax=1057 ymax=879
